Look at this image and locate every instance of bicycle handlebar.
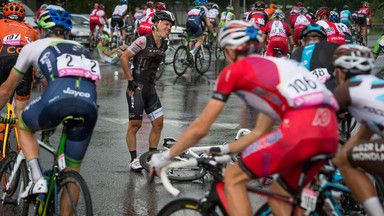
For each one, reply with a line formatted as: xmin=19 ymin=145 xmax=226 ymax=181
xmin=160 ymin=155 xmax=232 ymax=197
xmin=235 ymin=128 xmax=251 ymax=140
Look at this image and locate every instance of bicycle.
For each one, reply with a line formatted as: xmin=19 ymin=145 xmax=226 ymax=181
xmin=110 ymin=25 xmax=124 ymax=49
xmin=338 ymin=112 xmax=357 ymax=144
xmin=173 ymin=30 xmax=212 ymax=76
xmin=205 ymin=32 xmax=225 ymax=61
xmin=0 ymin=99 xmax=20 ymax=161
xmin=158 ymin=154 xmax=335 ymax=216
xmin=0 ymin=116 xmax=93 ymax=216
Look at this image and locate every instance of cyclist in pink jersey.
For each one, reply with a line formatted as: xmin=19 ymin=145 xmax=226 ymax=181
xmin=292 ymin=7 xmax=313 ymax=46
xmin=149 ymin=20 xmax=339 ymax=215
xmin=316 ymin=7 xmax=345 ymax=45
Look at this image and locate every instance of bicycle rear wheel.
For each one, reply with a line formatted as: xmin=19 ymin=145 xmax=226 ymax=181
xmin=195 ymin=45 xmax=211 ymax=75
xmin=45 ymin=171 xmax=93 ymax=216
xmin=139 ymin=150 xmax=207 ymax=181
xmin=215 ymin=43 xmax=225 ymax=60
xmin=173 ymin=46 xmax=189 ymax=76
xmin=157 ymin=198 xmax=219 ymax=216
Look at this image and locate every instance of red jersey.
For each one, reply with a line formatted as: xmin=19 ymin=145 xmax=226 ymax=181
xmin=247 ymin=10 xmax=269 ymax=31
xmin=358 ymin=7 xmax=371 ymax=16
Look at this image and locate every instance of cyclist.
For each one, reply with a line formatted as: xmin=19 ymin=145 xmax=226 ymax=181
xmin=264 ymin=3 xmax=276 ymax=20
xmin=307 ymin=7 xmax=316 ymax=22
xmin=141 ymin=1 xmax=155 ymax=19
xmin=34 ymin=3 xmax=47 ymax=24
xmin=246 ymin=1 xmax=268 ymax=32
xmin=0 ymin=8 xmax=99 ymax=207
xmin=373 ymin=33 xmax=384 ymax=60
xmin=138 ymin=2 xmax=165 ymax=36
xmin=289 ymin=2 xmax=303 ymax=28
xmin=133 ymin=6 xmax=145 ymax=22
xmin=96 ymin=34 xmax=128 ymax=64
xmin=149 ymin=20 xmax=339 ymax=216
xmin=119 ymin=11 xmax=175 ymax=171
xmin=186 ymin=0 xmax=214 ymax=58
xmin=89 ymin=3 xmax=109 ymax=46
xmin=291 ymin=24 xmax=340 ymax=91
xmin=219 ymin=5 xmax=235 ymax=29
xmin=329 ymin=11 xmax=353 ymax=45
xmin=356 ymin=1 xmax=372 ymax=46
xmin=292 ymin=7 xmax=312 ymax=46
xmin=332 ymin=45 xmax=384 ymax=216
xmin=47 ymin=0 xmax=66 ymax=10
xmin=0 ymin=2 xmax=37 ymax=117
xmin=110 ymin=0 xmax=134 ymax=45
xmin=316 ymin=7 xmax=345 ymax=45
xmin=208 ymin=3 xmax=220 ymax=34
xmin=263 ymin=11 xmax=294 ymax=57
xmin=340 ymin=5 xmax=353 ymax=30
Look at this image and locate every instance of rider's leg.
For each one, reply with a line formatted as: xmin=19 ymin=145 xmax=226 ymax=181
xmin=268 ymin=181 xmax=294 ymax=216
xmin=362 ymin=26 xmax=367 ymax=44
xmin=126 ymin=119 xmax=142 ymax=161
xmin=122 ymin=29 xmax=126 ymax=43
xmin=149 ymin=115 xmax=163 ymax=149
xmin=17 ymin=126 xmax=42 ymax=180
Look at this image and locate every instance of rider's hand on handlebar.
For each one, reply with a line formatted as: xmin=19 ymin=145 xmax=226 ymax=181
xmin=208 ymin=144 xmax=230 ymax=156
xmin=148 ymin=149 xmax=172 ymax=175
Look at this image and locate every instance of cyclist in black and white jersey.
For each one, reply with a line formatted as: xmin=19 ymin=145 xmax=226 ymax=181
xmin=0 ymin=8 xmax=99 ymax=207
xmin=110 ymin=0 xmax=134 ymax=45
xmin=119 ymin=11 xmax=175 ymax=171
xmin=332 ymin=45 xmax=384 ymax=216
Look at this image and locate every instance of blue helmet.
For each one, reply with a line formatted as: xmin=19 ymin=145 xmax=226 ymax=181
xmin=38 ymin=9 xmax=72 ymax=31
xmin=194 ymin=0 xmax=207 ymax=6
xmin=120 ymin=0 xmax=127 ymax=4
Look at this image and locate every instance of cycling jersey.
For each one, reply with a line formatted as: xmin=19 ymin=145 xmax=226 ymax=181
xmin=213 ymin=55 xmax=339 ymax=192
xmin=15 ymin=38 xmax=99 ymax=168
xmin=142 ymin=7 xmax=155 ymax=19
xmin=96 ymin=44 xmax=120 ymax=64
xmin=340 ymin=10 xmax=352 ymax=26
xmin=335 ymin=23 xmax=352 ymax=44
xmin=292 ymin=15 xmax=312 ymax=44
xmin=134 ymin=9 xmax=144 ymax=21
xmin=357 ymin=7 xmax=370 ymax=27
xmin=90 ymin=9 xmax=107 ymax=31
xmin=351 ymin=12 xmax=358 ymax=23
xmin=138 ymin=12 xmax=154 ymax=36
xmin=373 ymin=35 xmax=384 ymax=56
xmin=208 ymin=8 xmax=219 ymax=26
xmin=291 ymin=41 xmax=340 ymax=91
xmin=186 ymin=6 xmax=209 ymax=38
xmin=111 ymin=4 xmax=128 ymax=29
xmin=219 ymin=11 xmax=235 ymax=28
xmin=246 ymin=10 xmax=269 ymax=31
xmin=316 ymin=20 xmax=346 ymax=45
xmin=288 ymin=7 xmax=299 ymax=25
xmin=0 ymin=18 xmax=37 ymax=101
xmin=264 ymin=20 xmax=291 ymax=56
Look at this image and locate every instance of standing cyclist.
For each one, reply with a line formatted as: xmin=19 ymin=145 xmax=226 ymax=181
xmin=332 ymin=45 xmax=384 ymax=216
xmin=149 ymin=20 xmax=339 ymax=216
xmin=0 ymin=9 xmax=99 ymax=214
xmin=119 ymin=11 xmax=175 ymax=171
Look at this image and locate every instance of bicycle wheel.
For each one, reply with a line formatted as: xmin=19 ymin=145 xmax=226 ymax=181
xmin=173 ymin=46 xmax=189 ymax=76
xmin=45 ymin=171 xmax=93 ymax=216
xmin=215 ymin=43 xmax=225 ymax=60
xmin=195 ymin=45 xmax=211 ymax=75
xmin=139 ymin=150 xmax=207 ymax=182
xmin=1 ymin=152 xmax=28 ymax=208
xmin=157 ymin=198 xmax=219 ymax=216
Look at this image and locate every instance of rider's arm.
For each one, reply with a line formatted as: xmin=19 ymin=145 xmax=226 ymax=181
xmin=340 ymin=125 xmax=374 ymax=150
xmin=228 ymin=112 xmax=275 ymax=153
xmin=128 ymin=12 xmax=134 ymax=26
xmin=120 ymin=49 xmax=134 ymax=80
xmin=205 ymin=17 xmax=213 ymax=32
xmin=0 ymin=68 xmax=24 ymax=110
xmin=373 ymin=38 xmax=381 ymax=60
xmin=288 ymin=35 xmax=295 ymax=52
xmin=104 ymin=47 xmax=120 ymax=56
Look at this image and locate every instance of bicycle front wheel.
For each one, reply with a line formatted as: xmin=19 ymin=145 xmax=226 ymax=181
xmin=173 ymin=46 xmax=189 ymax=76
xmin=46 ymin=171 xmax=93 ymax=216
xmin=215 ymin=43 xmax=225 ymax=60
xmin=195 ymin=45 xmax=211 ymax=75
xmin=157 ymin=198 xmax=219 ymax=216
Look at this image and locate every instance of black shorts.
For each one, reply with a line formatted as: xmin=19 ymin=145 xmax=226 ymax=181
xmin=111 ymin=15 xmax=125 ymax=29
xmin=357 ymin=14 xmax=367 ymax=27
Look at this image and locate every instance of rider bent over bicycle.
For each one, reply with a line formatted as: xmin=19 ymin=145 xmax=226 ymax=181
xmin=149 ymin=20 xmax=339 ymax=216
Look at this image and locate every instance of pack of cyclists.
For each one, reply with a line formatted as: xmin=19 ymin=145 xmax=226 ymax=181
xmin=1 ymin=0 xmax=384 ymax=215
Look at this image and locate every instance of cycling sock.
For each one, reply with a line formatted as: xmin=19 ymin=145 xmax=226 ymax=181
xmin=362 ymin=197 xmax=384 ymax=216
xmin=28 ymin=158 xmax=44 ymax=182
xmin=149 ymin=147 xmax=157 ymax=151
xmin=130 ymin=151 xmax=137 ymax=161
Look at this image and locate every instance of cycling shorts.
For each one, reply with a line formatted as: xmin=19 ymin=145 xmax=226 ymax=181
xmin=111 ymin=15 xmax=125 ymax=29
xmin=138 ymin=22 xmax=152 ymax=36
xmin=344 ymin=33 xmax=353 ymax=44
xmin=293 ymin=25 xmax=305 ymax=45
xmin=347 ymin=139 xmax=384 ymax=176
xmin=328 ymin=35 xmax=346 ymax=45
xmin=0 ymin=55 xmax=34 ymax=101
xmin=126 ymin=83 xmax=163 ymax=121
xmin=239 ymin=106 xmax=338 ymax=192
xmin=209 ymin=18 xmax=218 ymax=27
xmin=186 ymin=19 xmax=203 ymax=38
xmin=357 ymin=14 xmax=367 ymax=27
xmin=20 ymin=77 xmax=98 ymax=168
xmin=266 ymin=36 xmax=288 ymax=56
xmin=90 ymin=16 xmax=105 ymax=32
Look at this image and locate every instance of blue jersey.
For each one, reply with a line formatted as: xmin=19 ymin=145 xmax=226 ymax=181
xmin=340 ymin=10 xmax=352 ymax=26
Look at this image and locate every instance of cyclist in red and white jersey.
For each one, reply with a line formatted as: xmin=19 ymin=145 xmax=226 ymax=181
xmin=316 ymin=7 xmax=345 ymax=45
xmin=289 ymin=2 xmax=303 ymax=29
xmin=330 ymin=11 xmax=353 ymax=44
xmin=246 ymin=1 xmax=269 ymax=32
xmin=141 ymin=1 xmax=155 ymax=20
xmin=356 ymin=2 xmax=372 ymax=46
xmin=332 ymin=45 xmax=384 ymax=216
xmin=89 ymin=3 xmax=109 ymax=43
xmin=292 ymin=7 xmax=312 ymax=46
xmin=149 ymin=20 xmax=339 ymax=215
xmin=138 ymin=2 xmax=165 ymax=36
xmin=263 ymin=11 xmax=294 ymax=56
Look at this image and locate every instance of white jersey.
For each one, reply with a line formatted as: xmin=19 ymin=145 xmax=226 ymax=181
xmin=269 ymin=21 xmax=287 ymax=38
xmin=335 ymin=22 xmax=351 ymax=35
xmin=294 ymin=15 xmax=311 ymax=27
xmin=90 ymin=9 xmax=105 ymax=18
xmin=316 ymin=20 xmax=341 ymax=36
xmin=208 ymin=8 xmax=219 ymax=19
xmin=112 ymin=4 xmax=128 ymax=17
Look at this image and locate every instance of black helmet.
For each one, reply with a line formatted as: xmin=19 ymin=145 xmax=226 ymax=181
xmin=152 ymin=10 xmax=175 ymax=26
xmin=0 ymin=0 xmax=9 ymax=11
xmin=299 ymin=24 xmax=327 ymax=40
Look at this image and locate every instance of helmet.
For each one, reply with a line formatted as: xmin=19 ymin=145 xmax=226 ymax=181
xmin=272 ymin=11 xmax=285 ymax=20
xmin=363 ymin=2 xmax=369 ymax=8
xmin=3 ymin=2 xmax=25 ymax=20
xmin=329 ymin=11 xmax=339 ymax=22
xmin=155 ymin=2 xmax=166 ymax=10
xmin=316 ymin=7 xmax=330 ymax=18
xmin=40 ymin=4 xmax=48 ymax=10
xmin=297 ymin=2 xmax=303 ymax=7
xmin=152 ymin=10 xmax=175 ymax=26
xmin=254 ymin=1 xmax=265 ymax=10
xmin=298 ymin=7 xmax=307 ymax=15
xmin=206 ymin=2 xmax=213 ymax=7
xmin=120 ymin=0 xmax=127 ymax=4
xmin=101 ymin=34 xmax=109 ymax=42
xmin=194 ymin=0 xmax=207 ymax=6
xmin=212 ymin=4 xmax=219 ymax=9
xmin=51 ymin=0 xmax=65 ymax=4
xmin=299 ymin=24 xmax=327 ymax=40
xmin=343 ymin=5 xmax=349 ymax=10
xmin=98 ymin=4 xmax=104 ymax=10
xmin=38 ymin=9 xmax=72 ymax=31
xmin=270 ymin=4 xmax=276 ymax=9
xmin=219 ymin=20 xmax=263 ymax=49
xmin=333 ymin=45 xmax=374 ymax=74
xmin=147 ymin=1 xmax=153 ymax=7
xmin=226 ymin=5 xmax=234 ymax=11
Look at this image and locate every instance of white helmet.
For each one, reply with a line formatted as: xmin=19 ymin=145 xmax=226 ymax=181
xmin=212 ymin=3 xmax=219 ymax=9
xmin=272 ymin=11 xmax=285 ymax=20
xmin=219 ymin=20 xmax=263 ymax=48
xmin=333 ymin=45 xmax=375 ymax=74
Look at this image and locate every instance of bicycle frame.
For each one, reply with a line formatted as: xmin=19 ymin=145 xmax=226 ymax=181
xmin=1 ymin=102 xmax=20 ymax=158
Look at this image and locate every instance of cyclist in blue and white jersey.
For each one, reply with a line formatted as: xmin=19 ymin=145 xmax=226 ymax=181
xmin=208 ymin=3 xmax=220 ymax=34
xmin=340 ymin=5 xmax=353 ymax=29
xmin=186 ymin=0 xmax=214 ymax=58
xmin=0 ymin=8 xmax=99 ymax=209
xmin=110 ymin=0 xmax=134 ymax=45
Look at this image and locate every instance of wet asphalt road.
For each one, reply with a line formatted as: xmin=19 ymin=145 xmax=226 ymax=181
xmin=1 ymin=36 xmax=384 ymax=215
